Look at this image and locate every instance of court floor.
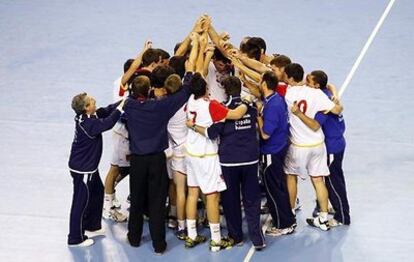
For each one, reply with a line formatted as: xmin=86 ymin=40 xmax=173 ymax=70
xmin=0 ymin=0 xmax=413 ymax=261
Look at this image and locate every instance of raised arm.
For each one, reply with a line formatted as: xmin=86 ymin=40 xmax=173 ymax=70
xmin=239 ymin=73 xmax=261 ymax=98
xmin=185 ymin=33 xmax=199 ymax=72
xmin=231 ymin=57 xmax=261 ymax=83
xmin=121 ymin=40 xmax=152 ymax=86
xmin=196 ymin=32 xmax=208 ymax=75
xmin=207 ymin=19 xmax=230 ymax=55
xmin=175 ymin=17 xmax=204 ymax=56
xmin=238 ymin=55 xmax=269 ymax=73
xmin=202 ymin=44 xmax=215 ymax=77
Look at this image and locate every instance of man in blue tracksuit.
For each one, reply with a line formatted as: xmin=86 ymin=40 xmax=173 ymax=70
xmin=310 ymin=71 xmax=350 ymax=226
xmin=203 ymin=76 xmax=265 ymax=249
xmin=256 ymin=71 xmax=296 ymax=236
xmin=68 ymin=93 xmax=124 ymax=247
xmin=124 ymin=73 xmax=193 ymax=254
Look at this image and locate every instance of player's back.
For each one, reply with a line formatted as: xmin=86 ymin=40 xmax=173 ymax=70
xmin=185 ymin=95 xmax=219 ymax=156
xmin=285 ymin=85 xmax=335 ymax=146
xmin=168 ymin=104 xmax=187 ymax=147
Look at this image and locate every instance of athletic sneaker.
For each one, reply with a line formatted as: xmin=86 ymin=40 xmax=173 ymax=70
xmin=265 ymin=225 xmax=295 ymax=237
xmin=306 ymin=216 xmax=330 ymax=231
xmin=168 ymin=216 xmax=178 ymax=229
xmin=254 ymin=243 xmax=266 ymax=251
xmin=68 ymin=238 xmax=94 ymax=247
xmin=184 ymin=235 xmax=207 ymax=248
xmin=103 ymin=208 xmax=127 ymax=222
xmin=85 ymin=228 xmax=106 ymax=238
xmin=209 ymin=238 xmax=233 ymax=252
xmin=328 ymin=218 xmax=343 ymax=227
xmin=175 ymin=229 xmax=187 ymax=240
xmin=222 ymin=236 xmax=243 ymax=247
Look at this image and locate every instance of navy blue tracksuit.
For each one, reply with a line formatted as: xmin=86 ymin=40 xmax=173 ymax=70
xmin=68 ymin=102 xmax=121 ymax=245
xmin=315 ymin=88 xmax=350 ymax=225
xmin=124 ymin=72 xmax=193 ymax=251
xmin=260 ymin=92 xmax=296 ymax=229
xmin=207 ymin=96 xmax=264 ymax=246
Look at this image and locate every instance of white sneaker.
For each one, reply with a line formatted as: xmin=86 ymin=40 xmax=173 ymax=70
xmin=85 ymin=228 xmax=106 ymax=238
xmin=265 ymin=226 xmax=295 ymax=237
xmin=103 ymin=209 xmax=127 ymax=222
xmin=168 ymin=217 xmax=177 ymax=229
xmin=306 ymin=217 xmax=330 ymax=231
xmin=328 ymin=218 xmax=343 ymax=227
xmin=68 ymin=238 xmax=94 ymax=247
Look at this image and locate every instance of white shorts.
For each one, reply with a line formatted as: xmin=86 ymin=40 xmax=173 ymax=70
xmin=186 ymin=155 xmax=227 ymax=194
xmin=165 ymin=147 xmax=174 ymax=179
xmin=111 ymin=129 xmax=130 ymax=167
xmin=166 ymin=156 xmax=174 ymax=180
xmin=171 ymin=144 xmax=186 ymax=175
xmin=284 ymin=143 xmax=330 ymax=179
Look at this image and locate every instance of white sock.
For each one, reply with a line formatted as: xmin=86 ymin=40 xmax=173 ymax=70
xmin=187 ymin=219 xmax=197 ymax=240
xmin=169 ymin=205 xmax=177 ymax=217
xmin=104 ymin=193 xmax=114 ymax=210
xmin=178 ymin=219 xmax=186 ymax=231
xmin=319 ymin=212 xmax=328 ymax=222
xmin=210 ymin=223 xmax=221 ymax=243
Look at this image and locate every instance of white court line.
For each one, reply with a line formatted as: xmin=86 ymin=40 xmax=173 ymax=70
xmin=243 ymin=1 xmax=396 ymax=261
xmin=339 ymin=0 xmax=396 ymax=98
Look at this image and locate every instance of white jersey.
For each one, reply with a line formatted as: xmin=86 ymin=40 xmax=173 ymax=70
xmin=113 ymin=76 xmax=129 ymax=101
xmin=185 ymin=95 xmax=228 ymax=157
xmin=168 ymin=104 xmax=187 ymax=152
xmin=206 ymin=62 xmax=228 ymax=103
xmin=285 ymin=85 xmax=335 ymax=146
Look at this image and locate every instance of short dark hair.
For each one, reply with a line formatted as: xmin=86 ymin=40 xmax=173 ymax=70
xmin=168 ymin=56 xmax=186 ymax=78
xmin=247 ymin=37 xmax=267 ymax=53
xmin=71 ymin=92 xmax=88 ymax=115
xmin=270 ymin=55 xmax=291 ymax=68
xmin=239 ymin=36 xmax=251 ymax=53
xmin=142 ymin=48 xmax=161 ymax=67
xmin=151 ymin=65 xmax=175 ymax=88
xmin=155 ymin=48 xmax=170 ymax=60
xmin=310 ymin=70 xmax=328 ymax=88
xmin=123 ymin=59 xmax=134 ymax=73
xmin=245 ymin=43 xmax=261 ymax=61
xmin=130 ymin=76 xmax=151 ymax=98
xmin=285 ymin=63 xmax=304 ymax=82
xmin=261 ymin=71 xmax=278 ymax=90
xmin=189 ymin=73 xmax=207 ymax=99
xmin=213 ymin=49 xmax=231 ymax=64
xmin=222 ymin=76 xmax=241 ymax=97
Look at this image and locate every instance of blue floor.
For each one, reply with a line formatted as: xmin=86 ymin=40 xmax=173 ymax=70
xmin=1 ymin=0 xmax=413 ymax=261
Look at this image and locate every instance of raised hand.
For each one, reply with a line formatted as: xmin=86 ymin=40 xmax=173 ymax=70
xmin=189 ymin=32 xmax=200 ymax=42
xmin=193 ymin=16 xmax=205 ymax=33
xmin=201 ymin=15 xmax=211 ymax=32
xmin=144 ymin=39 xmax=152 ymax=50
xmin=200 ymin=33 xmax=208 ymax=48
xmin=219 ymin=31 xmax=230 ymax=41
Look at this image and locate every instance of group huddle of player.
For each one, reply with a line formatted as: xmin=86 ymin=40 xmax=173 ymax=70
xmin=67 ymin=15 xmax=350 ymax=255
